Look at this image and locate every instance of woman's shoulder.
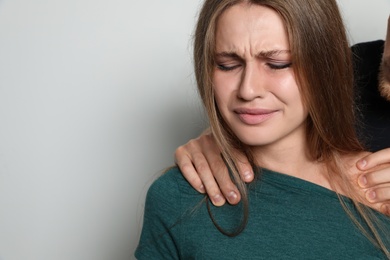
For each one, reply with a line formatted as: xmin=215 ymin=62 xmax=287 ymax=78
xmin=136 ymin=167 xmax=204 ymax=259
xmin=146 ymin=166 xmax=201 ymax=203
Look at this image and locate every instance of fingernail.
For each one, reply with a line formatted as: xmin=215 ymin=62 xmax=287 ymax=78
xmin=199 ymin=185 xmax=205 ymax=193
xmin=358 ymin=159 xmax=367 ymax=169
xmin=213 ymin=194 xmax=223 ymax=204
xmin=227 ymin=191 xmax=238 ymax=202
xmin=366 ymin=190 xmax=376 ymax=202
xmin=358 ymin=175 xmax=367 ymax=187
xmin=244 ymin=171 xmax=252 ymax=181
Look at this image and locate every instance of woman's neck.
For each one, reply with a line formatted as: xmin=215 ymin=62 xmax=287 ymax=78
xmin=252 ymin=136 xmax=330 ymax=189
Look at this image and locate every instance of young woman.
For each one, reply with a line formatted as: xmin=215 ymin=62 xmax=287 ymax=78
xmin=136 ymin=1 xmax=390 ymax=258
xmin=176 ymin=19 xmax=390 ymax=212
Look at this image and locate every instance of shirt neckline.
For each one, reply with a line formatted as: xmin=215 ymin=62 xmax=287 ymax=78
xmin=256 ymin=167 xmax=344 ymax=201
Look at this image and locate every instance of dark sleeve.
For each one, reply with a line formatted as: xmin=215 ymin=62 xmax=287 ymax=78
xmin=352 ymin=40 xmax=390 ymax=152
xmin=134 ymin=168 xmax=183 ymax=260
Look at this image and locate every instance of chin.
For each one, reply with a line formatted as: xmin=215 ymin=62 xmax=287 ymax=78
xmin=234 ymin=133 xmax=273 ymax=147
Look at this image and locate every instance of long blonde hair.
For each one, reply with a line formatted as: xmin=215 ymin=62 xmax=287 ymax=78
xmin=194 ymin=0 xmax=389 ymax=256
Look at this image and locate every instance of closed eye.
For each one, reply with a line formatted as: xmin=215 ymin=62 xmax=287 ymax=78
xmin=267 ymin=62 xmax=292 ymax=70
xmin=217 ymin=64 xmax=242 ymax=71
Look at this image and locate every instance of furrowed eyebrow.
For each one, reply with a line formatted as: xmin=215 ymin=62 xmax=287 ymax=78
xmin=214 ymin=50 xmax=290 ymax=59
xmin=257 ymin=50 xmax=291 ymax=58
xmin=215 ymin=52 xmax=243 ymax=59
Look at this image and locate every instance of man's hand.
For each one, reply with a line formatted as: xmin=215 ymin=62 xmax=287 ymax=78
xmin=175 ymin=129 xmax=253 ymax=206
xmin=357 ymin=148 xmax=390 ymax=215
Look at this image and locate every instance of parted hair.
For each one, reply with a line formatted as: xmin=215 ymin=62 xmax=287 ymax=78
xmin=193 ymin=0 xmax=389 ymax=256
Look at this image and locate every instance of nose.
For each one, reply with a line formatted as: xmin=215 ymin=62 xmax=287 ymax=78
xmin=238 ymin=63 xmax=265 ymax=101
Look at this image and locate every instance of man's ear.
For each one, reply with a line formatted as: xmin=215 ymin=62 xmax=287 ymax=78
xmin=379 ymin=16 xmax=390 ymax=101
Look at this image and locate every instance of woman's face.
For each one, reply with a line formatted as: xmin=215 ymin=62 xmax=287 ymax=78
xmin=213 ymin=3 xmax=308 ymax=151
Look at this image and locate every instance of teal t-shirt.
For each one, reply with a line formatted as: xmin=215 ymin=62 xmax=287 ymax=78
xmin=135 ymin=167 xmax=390 ymax=259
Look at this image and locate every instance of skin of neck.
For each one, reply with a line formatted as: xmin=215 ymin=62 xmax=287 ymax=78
xmin=250 ymin=125 xmax=331 ymax=189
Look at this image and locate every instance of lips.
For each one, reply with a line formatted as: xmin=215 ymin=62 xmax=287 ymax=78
xmin=234 ymin=108 xmax=278 ymax=125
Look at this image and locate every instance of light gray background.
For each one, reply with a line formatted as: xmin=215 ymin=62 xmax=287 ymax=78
xmin=0 ymin=1 xmax=388 ymax=259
